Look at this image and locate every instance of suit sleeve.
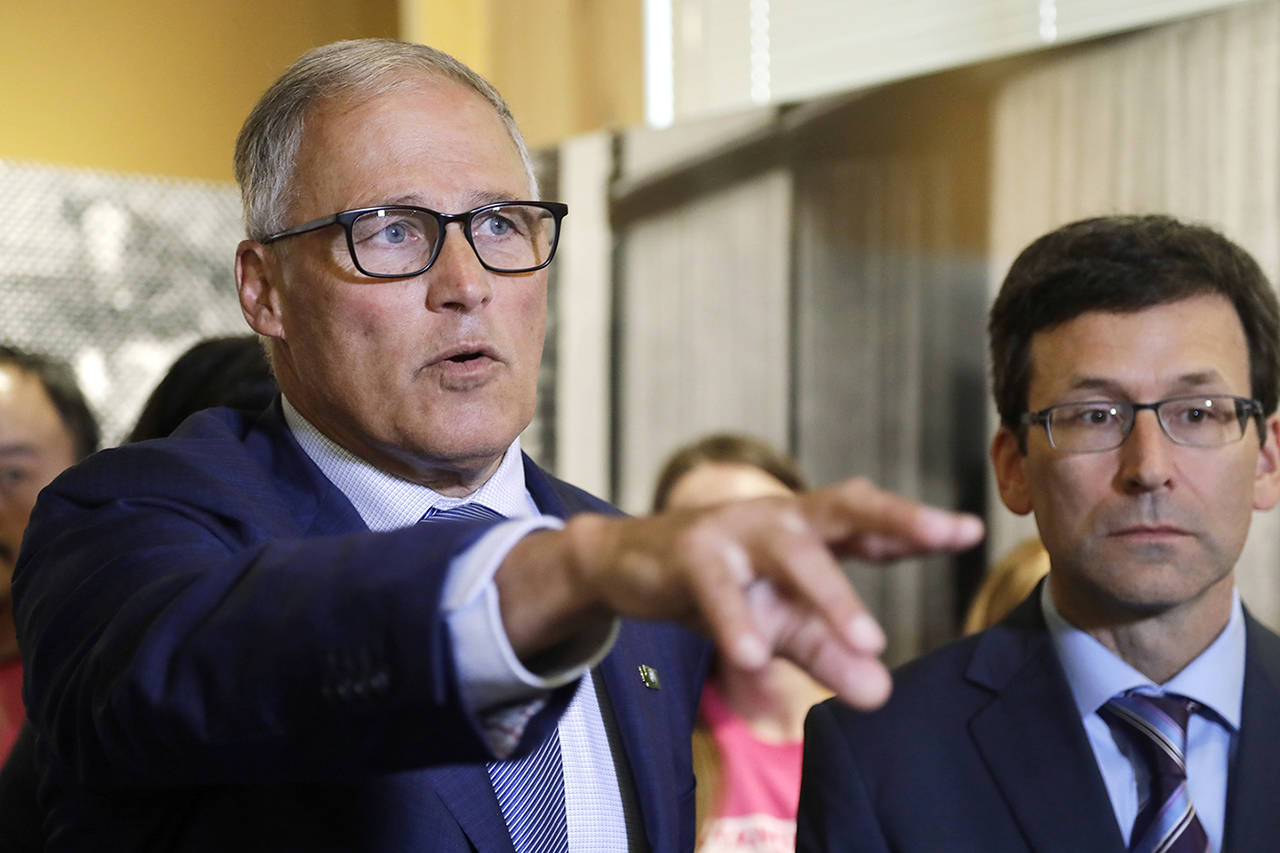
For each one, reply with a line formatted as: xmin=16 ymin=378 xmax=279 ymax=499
xmin=13 ymin=445 xmax=574 ymax=791
xmin=796 ymin=700 xmax=891 ymax=853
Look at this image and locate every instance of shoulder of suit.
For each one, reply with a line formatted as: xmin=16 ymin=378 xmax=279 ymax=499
xmin=52 ymin=405 xmax=289 ymax=507
xmin=808 ymin=612 xmax=1054 ymax=743
xmin=523 ymin=458 xmax=624 ymax=518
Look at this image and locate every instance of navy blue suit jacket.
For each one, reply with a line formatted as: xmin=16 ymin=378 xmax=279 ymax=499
xmin=796 ymin=590 xmax=1280 ymax=852
xmin=14 ymin=403 xmax=709 ymax=851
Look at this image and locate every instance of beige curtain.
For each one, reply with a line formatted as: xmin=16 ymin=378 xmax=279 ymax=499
xmin=607 ymin=86 xmax=992 ymax=661
xmin=614 ymin=165 xmax=793 ymax=513
xmin=792 ymin=154 xmax=989 ymax=660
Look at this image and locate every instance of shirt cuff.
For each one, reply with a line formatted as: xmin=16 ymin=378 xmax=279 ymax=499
xmin=443 ymin=517 xmax=621 ymax=715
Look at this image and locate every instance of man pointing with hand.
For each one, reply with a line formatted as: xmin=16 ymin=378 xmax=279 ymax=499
xmin=16 ymin=39 xmax=980 ymax=851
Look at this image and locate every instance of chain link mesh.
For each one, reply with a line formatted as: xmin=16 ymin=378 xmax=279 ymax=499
xmin=0 ymin=160 xmax=248 ymax=446
xmin=0 ymin=157 xmax=557 ymax=464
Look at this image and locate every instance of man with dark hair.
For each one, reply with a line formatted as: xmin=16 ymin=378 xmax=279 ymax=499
xmin=0 ymin=346 xmax=97 ymax=760
xmin=14 ymin=39 xmax=981 ymax=850
xmin=799 ymin=214 xmax=1280 ymax=851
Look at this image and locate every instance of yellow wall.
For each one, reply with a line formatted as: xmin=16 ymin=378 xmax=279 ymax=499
xmin=409 ymin=0 xmax=644 ymax=149
xmin=0 ymin=1 xmax=398 ymax=181
xmin=0 ymin=1 xmax=639 ymax=180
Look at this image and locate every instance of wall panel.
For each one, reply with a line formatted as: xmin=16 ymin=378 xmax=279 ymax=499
xmin=614 ymin=167 xmax=792 ymax=513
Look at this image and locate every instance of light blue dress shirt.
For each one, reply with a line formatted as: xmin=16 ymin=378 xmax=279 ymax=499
xmin=1042 ymin=582 xmax=1242 ymax=851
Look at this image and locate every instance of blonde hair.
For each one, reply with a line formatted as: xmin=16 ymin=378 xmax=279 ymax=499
xmin=962 ymin=537 xmax=1049 ymax=634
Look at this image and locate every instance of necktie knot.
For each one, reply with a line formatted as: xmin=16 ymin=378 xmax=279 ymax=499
xmin=417 ymin=502 xmax=505 ymax=524
xmin=1104 ymin=691 xmax=1194 ymax=756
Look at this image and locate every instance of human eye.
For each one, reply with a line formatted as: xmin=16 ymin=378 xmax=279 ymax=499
xmin=352 ymin=210 xmax=429 ymax=247
xmin=472 ymin=209 xmax=524 ymax=241
xmin=1167 ymin=397 xmax=1233 ymax=426
xmin=1058 ymin=402 xmax=1122 ymax=427
xmin=0 ymin=466 xmax=28 ymax=491
xmin=380 ymin=221 xmax=411 ymax=244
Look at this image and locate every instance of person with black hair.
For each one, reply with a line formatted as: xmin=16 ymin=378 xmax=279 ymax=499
xmin=0 ymin=346 xmax=97 ymax=760
xmin=127 ymin=335 xmax=276 ymax=442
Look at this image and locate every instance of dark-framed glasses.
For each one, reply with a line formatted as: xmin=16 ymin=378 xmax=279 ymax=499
xmin=1020 ymin=395 xmax=1264 ymax=453
xmin=261 ymin=201 xmax=569 ymax=278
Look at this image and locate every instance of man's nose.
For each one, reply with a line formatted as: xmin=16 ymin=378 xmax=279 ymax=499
xmin=1116 ymin=409 xmax=1175 ymax=492
xmin=424 ymin=224 xmax=492 ymax=312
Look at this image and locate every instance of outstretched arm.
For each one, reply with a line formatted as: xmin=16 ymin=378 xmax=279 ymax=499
xmin=495 ymin=477 xmax=983 ymax=710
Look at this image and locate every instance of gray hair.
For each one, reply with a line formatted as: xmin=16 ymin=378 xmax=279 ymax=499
xmin=233 ymin=38 xmax=538 ymax=241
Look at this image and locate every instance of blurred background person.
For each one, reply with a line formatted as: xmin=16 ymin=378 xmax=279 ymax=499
xmin=0 ymin=335 xmax=275 ymax=853
xmin=652 ymin=433 xmax=831 ymax=853
xmin=0 ymin=346 xmax=98 ymax=760
xmin=961 ymin=537 xmax=1049 ymax=635
xmin=127 ymin=335 xmax=275 ymax=442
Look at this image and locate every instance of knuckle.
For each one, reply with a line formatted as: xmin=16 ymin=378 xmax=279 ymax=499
xmin=775 ymin=503 xmax=809 ymax=535
xmin=773 ymin=536 xmax=828 ymax=577
xmin=671 ymin=519 xmax=719 ymax=559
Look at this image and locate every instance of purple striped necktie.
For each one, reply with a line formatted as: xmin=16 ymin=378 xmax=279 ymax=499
xmin=1101 ymin=692 xmax=1210 ymax=853
xmin=419 ymin=502 xmax=569 ymax=853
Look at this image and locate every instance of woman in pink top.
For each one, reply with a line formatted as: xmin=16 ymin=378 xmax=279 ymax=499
xmin=652 ymin=435 xmax=831 ymax=853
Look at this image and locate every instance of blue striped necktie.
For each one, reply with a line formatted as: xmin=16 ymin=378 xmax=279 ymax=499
xmin=1101 ymin=692 xmax=1210 ymax=853
xmin=419 ymin=502 xmax=570 ymax=853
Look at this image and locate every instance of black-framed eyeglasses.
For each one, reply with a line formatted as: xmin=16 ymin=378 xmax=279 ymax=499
xmin=260 ymin=201 xmax=569 ymax=278
xmin=1020 ymin=395 xmax=1264 ymax=453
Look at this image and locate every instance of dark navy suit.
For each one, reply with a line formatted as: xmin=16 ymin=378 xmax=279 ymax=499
xmin=14 ymin=402 xmax=709 ymax=851
xmin=796 ymin=591 xmax=1280 ymax=852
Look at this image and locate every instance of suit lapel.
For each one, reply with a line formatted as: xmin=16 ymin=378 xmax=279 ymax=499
xmin=597 ymin=624 xmax=688 ymax=852
xmin=967 ymin=598 xmax=1126 ymax=852
xmin=419 ymin=765 xmax=515 ymax=853
xmin=416 ymin=636 xmax=686 ymax=853
xmin=521 ymin=454 xmax=612 ymax=519
xmin=257 ymin=399 xmax=370 ymax=536
xmin=1224 ymin=613 xmax=1280 ymax=845
xmin=525 ymin=454 xmax=690 ymax=850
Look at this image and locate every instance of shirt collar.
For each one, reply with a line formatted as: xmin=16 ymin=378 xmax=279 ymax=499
xmin=281 ymin=395 xmax=534 ymax=531
xmin=1042 ymin=580 xmax=1244 ymax=730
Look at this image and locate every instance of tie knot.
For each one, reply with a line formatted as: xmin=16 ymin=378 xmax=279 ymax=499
xmin=1110 ymin=690 xmax=1195 ymax=732
xmin=417 ymin=502 xmax=505 ymax=524
xmin=1101 ymin=691 xmax=1195 ymax=771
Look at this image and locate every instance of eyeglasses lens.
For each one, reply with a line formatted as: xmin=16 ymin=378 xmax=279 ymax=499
xmin=350 ymin=204 xmax=557 ymax=275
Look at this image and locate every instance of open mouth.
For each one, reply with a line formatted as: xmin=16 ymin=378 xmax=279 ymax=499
xmin=448 ymin=352 xmax=485 ymax=363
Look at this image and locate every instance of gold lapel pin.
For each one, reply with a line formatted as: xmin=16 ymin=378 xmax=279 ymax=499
xmin=637 ymin=664 xmax=661 ymax=689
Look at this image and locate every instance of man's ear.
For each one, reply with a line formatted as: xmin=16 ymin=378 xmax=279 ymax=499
xmin=991 ymin=427 xmax=1033 ymax=516
xmin=1253 ymin=413 xmax=1280 ymax=511
xmin=236 ymin=241 xmax=285 ymax=339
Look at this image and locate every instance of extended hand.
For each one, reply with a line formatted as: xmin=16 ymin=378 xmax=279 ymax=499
xmin=499 ymin=478 xmax=983 ymax=710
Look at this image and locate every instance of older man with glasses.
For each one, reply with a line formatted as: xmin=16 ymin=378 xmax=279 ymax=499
xmin=799 ymin=214 xmax=1280 ymax=852
xmin=14 ymin=39 xmax=981 ymax=850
